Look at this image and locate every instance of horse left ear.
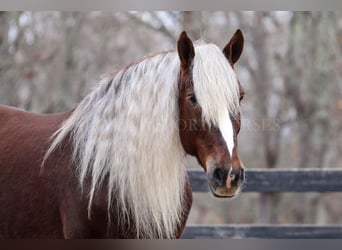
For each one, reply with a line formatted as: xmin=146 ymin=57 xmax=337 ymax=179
xmin=223 ymin=29 xmax=244 ymax=66
xmin=177 ymin=31 xmax=195 ymax=70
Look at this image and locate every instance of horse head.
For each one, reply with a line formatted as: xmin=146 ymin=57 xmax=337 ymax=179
xmin=177 ymin=30 xmax=245 ymax=198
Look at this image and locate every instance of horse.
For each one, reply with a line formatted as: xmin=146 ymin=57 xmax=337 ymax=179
xmin=0 ymin=30 xmax=245 ymax=238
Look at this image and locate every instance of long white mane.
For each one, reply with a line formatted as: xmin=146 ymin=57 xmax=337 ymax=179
xmin=45 ymin=43 xmax=240 ymax=238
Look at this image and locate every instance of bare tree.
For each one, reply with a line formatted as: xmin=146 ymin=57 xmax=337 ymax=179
xmin=236 ymin=12 xmax=285 ymax=223
xmin=281 ymin=12 xmax=339 ymax=223
xmin=0 ymin=12 xmax=21 ymax=106
xmin=181 ymin=11 xmax=203 ymax=40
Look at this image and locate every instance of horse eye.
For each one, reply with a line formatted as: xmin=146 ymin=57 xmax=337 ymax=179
xmin=189 ymin=95 xmax=197 ymax=105
xmin=239 ymin=94 xmax=244 ymax=102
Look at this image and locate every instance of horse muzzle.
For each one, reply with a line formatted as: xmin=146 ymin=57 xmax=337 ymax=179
xmin=207 ymin=165 xmax=245 ymax=198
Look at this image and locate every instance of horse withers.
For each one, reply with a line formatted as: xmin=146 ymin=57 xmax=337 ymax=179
xmin=0 ymin=30 xmax=245 ymax=238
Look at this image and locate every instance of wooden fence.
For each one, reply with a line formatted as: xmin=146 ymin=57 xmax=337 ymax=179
xmin=182 ymin=168 xmax=342 ymax=239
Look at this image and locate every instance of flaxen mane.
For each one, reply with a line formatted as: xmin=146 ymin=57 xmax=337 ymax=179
xmin=44 ymin=43 xmax=240 ymax=238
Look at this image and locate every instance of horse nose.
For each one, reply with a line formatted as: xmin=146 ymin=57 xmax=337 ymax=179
xmin=213 ymin=167 xmax=228 ymax=187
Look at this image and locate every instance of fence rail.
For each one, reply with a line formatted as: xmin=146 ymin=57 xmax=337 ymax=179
xmin=184 ymin=168 xmax=342 ymax=239
xmin=188 ymin=168 xmax=342 ymax=192
xmin=182 ymin=225 xmax=342 ymax=239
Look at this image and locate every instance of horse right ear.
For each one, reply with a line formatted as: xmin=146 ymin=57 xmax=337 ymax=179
xmin=223 ymin=29 xmax=244 ymax=66
xmin=177 ymin=31 xmax=195 ymax=70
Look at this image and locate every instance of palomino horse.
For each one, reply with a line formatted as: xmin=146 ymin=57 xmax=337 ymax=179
xmin=0 ymin=30 xmax=245 ymax=238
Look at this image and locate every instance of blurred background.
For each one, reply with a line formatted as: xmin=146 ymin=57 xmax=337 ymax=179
xmin=0 ymin=11 xmax=341 ymax=225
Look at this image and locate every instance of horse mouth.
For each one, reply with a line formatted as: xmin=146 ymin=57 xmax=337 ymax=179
xmin=207 ymin=168 xmax=245 ymax=198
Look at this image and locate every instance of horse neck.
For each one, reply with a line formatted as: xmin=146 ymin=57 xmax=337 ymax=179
xmin=49 ymin=52 xmax=188 ymax=238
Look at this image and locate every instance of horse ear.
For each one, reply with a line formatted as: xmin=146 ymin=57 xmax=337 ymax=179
xmin=177 ymin=31 xmax=195 ymax=69
xmin=223 ymin=29 xmax=244 ymax=66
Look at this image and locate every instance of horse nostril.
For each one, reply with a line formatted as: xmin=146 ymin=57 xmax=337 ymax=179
xmin=239 ymin=168 xmax=245 ymax=182
xmin=228 ymin=168 xmax=245 ymax=186
xmin=213 ymin=168 xmax=226 ymax=186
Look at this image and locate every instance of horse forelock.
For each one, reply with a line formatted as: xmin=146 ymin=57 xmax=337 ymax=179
xmin=192 ymin=44 xmax=240 ymax=126
xmin=45 ymin=43 xmax=240 ymax=238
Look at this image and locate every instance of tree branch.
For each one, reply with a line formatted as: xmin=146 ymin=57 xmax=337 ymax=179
xmin=126 ymin=12 xmax=177 ymax=42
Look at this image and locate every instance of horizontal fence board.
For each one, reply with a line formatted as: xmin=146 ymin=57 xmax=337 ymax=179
xmin=182 ymin=225 xmax=342 ymax=239
xmin=187 ymin=168 xmax=342 ymax=192
xmin=186 ymin=169 xmax=342 ymax=238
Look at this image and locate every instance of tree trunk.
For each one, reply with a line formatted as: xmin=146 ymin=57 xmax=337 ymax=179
xmin=55 ymin=12 xmax=83 ymax=111
xmin=182 ymin=11 xmax=203 ymax=40
xmin=242 ymin=12 xmax=283 ymax=224
xmin=285 ymin=12 xmax=336 ymax=223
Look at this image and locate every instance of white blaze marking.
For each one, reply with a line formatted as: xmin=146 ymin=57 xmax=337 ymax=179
xmin=218 ymin=109 xmax=235 ymax=158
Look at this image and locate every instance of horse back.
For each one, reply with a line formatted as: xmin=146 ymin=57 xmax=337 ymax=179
xmin=0 ymin=105 xmax=69 ymax=168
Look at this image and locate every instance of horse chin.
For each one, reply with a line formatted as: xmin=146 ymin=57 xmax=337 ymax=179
xmin=208 ymin=184 xmax=240 ymax=199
